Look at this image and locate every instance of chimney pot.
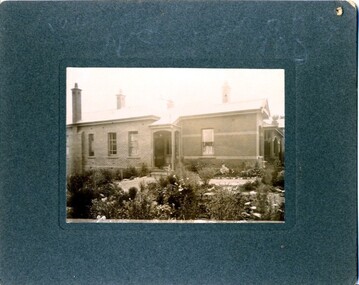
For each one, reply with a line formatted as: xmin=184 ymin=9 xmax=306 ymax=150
xmin=116 ymin=89 xmax=126 ymax=109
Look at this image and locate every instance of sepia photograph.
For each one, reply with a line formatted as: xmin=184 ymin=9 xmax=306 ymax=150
xmin=2 ymin=1 xmax=357 ymax=283
xmin=66 ymin=68 xmax=285 ymax=223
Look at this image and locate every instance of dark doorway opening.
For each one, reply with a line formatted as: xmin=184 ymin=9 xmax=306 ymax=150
xmin=153 ymin=131 xmax=171 ymax=168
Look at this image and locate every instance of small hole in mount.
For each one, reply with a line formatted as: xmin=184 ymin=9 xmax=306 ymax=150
xmin=336 ymin=7 xmax=343 ymax=16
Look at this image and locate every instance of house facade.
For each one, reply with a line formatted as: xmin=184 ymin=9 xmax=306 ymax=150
xmin=66 ymin=83 xmax=284 ymax=175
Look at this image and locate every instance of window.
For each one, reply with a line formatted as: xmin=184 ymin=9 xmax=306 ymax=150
xmin=128 ymin=131 xmax=139 ymax=156
xmin=108 ymin=133 xmax=117 ymax=155
xmin=88 ymin=134 xmax=94 ymax=156
xmin=202 ymin=129 xmax=214 ymax=155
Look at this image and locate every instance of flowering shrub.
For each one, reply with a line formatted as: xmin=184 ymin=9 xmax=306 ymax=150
xmin=153 ymin=172 xmax=201 ymax=219
xmin=206 ymin=188 xmax=245 ymax=220
xmin=220 ymin=164 xmax=230 ymax=175
xmin=119 ymin=196 xmax=154 ymax=220
xmin=154 ymin=204 xmax=173 ymax=220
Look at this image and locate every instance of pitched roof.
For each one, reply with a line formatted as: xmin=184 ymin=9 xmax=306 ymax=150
xmin=68 ymin=98 xmax=270 ymax=126
xmin=150 ymin=98 xmax=270 ymax=126
xmin=70 ymin=105 xmax=163 ymax=125
xmin=180 ymin=98 xmax=270 ymax=118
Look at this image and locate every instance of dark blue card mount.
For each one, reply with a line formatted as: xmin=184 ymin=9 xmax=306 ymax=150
xmin=0 ymin=1 xmax=357 ymax=284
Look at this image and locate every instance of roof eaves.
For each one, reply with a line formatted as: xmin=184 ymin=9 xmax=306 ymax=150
xmin=178 ymin=108 xmax=260 ymax=121
xmin=66 ymin=115 xmax=160 ymax=127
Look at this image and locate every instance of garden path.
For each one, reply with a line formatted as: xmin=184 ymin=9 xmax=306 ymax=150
xmin=208 ymin=177 xmax=256 ymax=186
xmin=114 ymin=177 xmax=156 ymax=191
xmin=115 ymin=176 xmax=256 ymax=191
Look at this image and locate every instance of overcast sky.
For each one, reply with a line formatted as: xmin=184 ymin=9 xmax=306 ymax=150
xmin=66 ymin=68 xmax=284 ymax=123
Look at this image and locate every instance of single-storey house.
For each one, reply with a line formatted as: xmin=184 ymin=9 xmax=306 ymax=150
xmin=66 ymin=83 xmax=284 ymax=175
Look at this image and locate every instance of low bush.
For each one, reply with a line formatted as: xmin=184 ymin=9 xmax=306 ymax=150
xmin=240 ymin=168 xmax=263 ymax=178
xmin=128 ymin=187 xmax=138 ymax=200
xmin=67 ymin=169 xmax=120 ymax=218
xmin=67 ymin=182 xmax=94 ymax=218
xmin=184 ymin=160 xmax=215 ymax=173
xmin=272 ymin=170 xmax=284 ymax=188
xmin=206 ymin=188 xmax=249 ymax=220
xmin=198 ymin=167 xmax=217 ymax=185
xmin=240 ymin=179 xmax=260 ymax=191
xmin=139 ymin=163 xmax=150 ymax=177
xmin=242 ymin=181 xmax=255 ymax=191
xmin=185 ymin=160 xmax=201 ymax=173
xmin=122 ymin=166 xmax=138 ymax=179
xmin=173 ymin=166 xmax=201 ymax=190
xmin=118 ymin=186 xmax=158 ymax=220
xmin=67 ymin=172 xmax=95 ymax=218
xmin=261 ymin=167 xmax=273 ymax=185
xmin=256 ymin=186 xmax=270 ymax=216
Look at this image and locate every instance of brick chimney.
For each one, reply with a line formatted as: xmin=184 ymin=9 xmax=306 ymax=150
xmin=72 ymin=83 xmax=82 ymax=123
xmin=222 ymin=81 xmax=230 ymax=103
xmin=116 ymin=89 xmax=126 ymax=109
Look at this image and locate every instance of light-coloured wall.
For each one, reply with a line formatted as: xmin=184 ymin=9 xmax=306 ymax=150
xmin=67 ymin=118 xmax=156 ymax=175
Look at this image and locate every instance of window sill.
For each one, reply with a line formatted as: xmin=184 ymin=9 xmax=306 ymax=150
xmin=107 ymin=156 xmax=119 ymax=159
xmin=88 ymin=156 xmax=96 ymax=159
xmin=202 ymin=155 xmax=216 ymax=158
xmin=128 ymin=156 xmax=140 ymax=159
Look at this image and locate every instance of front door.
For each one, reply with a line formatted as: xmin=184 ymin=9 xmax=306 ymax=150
xmin=153 ymin=131 xmax=171 ymax=168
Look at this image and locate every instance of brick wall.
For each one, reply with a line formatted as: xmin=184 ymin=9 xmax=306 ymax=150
xmin=179 ymin=112 xmax=261 ymax=166
xmin=67 ymin=118 xmax=155 ymax=175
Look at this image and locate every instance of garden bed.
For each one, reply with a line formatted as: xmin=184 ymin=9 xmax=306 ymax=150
xmin=67 ymin=162 xmax=285 ymax=222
